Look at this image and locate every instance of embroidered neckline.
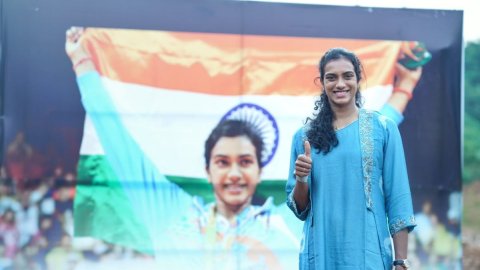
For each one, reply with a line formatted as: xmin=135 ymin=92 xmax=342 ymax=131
xmin=335 ymin=119 xmax=359 ymax=132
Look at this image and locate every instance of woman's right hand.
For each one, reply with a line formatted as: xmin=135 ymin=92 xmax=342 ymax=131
xmin=65 ymin=27 xmax=88 ymax=61
xmin=65 ymin=26 xmax=95 ymax=75
xmin=294 ymin=140 xmax=312 ymax=182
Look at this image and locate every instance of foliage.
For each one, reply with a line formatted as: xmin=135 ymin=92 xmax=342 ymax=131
xmin=464 ymin=41 xmax=480 ymax=183
xmin=463 ymin=182 xmax=480 ymax=232
xmin=464 ymin=113 xmax=480 ymax=183
xmin=465 ymin=41 xmax=480 ymax=122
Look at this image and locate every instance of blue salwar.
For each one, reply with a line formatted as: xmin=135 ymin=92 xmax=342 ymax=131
xmin=286 ymin=110 xmax=416 ymax=270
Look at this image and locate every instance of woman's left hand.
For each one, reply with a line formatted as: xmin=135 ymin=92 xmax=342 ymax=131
xmin=394 ymin=63 xmax=422 ymax=93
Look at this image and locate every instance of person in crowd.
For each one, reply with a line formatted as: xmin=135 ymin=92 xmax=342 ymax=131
xmin=0 ymin=209 xmax=20 ymax=263
xmin=5 ymin=132 xmax=33 ymax=192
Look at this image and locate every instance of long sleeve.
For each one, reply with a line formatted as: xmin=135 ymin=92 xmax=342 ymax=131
xmin=380 ymin=103 xmax=404 ymax=125
xmin=380 ymin=116 xmax=416 ymax=236
xmin=285 ymin=129 xmax=310 ymax=221
xmin=77 ymin=72 xmax=192 ymax=247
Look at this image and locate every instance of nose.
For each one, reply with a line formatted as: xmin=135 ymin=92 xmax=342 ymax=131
xmin=227 ymin=163 xmax=242 ymax=182
xmin=336 ymin=78 xmax=346 ymax=89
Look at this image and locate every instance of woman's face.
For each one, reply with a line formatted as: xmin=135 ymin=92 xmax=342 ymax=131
xmin=322 ymin=57 xmax=359 ymax=109
xmin=207 ymin=135 xmax=261 ymax=211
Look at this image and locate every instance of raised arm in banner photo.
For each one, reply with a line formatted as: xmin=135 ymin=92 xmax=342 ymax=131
xmin=381 ymin=41 xmax=425 ymax=123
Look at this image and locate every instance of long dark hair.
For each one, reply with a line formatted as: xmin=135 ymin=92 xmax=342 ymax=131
xmin=204 ymin=119 xmax=264 ymax=170
xmin=306 ymin=48 xmax=364 ymax=154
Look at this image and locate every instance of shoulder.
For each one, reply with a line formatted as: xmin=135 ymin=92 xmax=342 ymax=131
xmin=361 ymin=109 xmax=397 ymax=131
xmin=288 ymin=127 xmax=308 ymax=155
xmin=293 ymin=125 xmax=309 ymax=141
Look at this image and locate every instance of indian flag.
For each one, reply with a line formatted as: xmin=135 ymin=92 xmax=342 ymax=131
xmin=73 ymin=28 xmax=403 ymax=253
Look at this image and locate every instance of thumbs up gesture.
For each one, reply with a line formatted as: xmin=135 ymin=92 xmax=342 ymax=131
xmin=294 ymin=141 xmax=312 ymax=183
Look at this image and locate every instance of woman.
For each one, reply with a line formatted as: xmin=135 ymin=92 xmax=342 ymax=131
xmin=65 ymin=27 xmax=300 ymax=269
xmin=287 ymin=48 xmax=416 ymax=270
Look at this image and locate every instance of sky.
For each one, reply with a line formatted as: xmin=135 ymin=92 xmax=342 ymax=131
xmin=251 ymin=0 xmax=480 ymax=42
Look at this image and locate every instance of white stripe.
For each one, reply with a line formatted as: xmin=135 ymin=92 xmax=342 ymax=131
xmin=79 ymin=116 xmax=104 ymax=155
xmin=362 ymin=85 xmax=393 ymax=110
xmin=80 ymin=77 xmax=391 ymax=179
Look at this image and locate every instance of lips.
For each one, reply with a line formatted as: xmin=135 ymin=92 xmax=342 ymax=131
xmin=223 ymin=183 xmax=247 ymax=194
xmin=333 ymin=90 xmax=349 ymax=98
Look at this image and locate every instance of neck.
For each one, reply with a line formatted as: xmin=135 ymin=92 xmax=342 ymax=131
xmin=332 ymin=102 xmax=358 ymax=120
xmin=331 ymin=103 xmax=359 ymax=129
xmin=215 ymin=198 xmax=251 ymax=224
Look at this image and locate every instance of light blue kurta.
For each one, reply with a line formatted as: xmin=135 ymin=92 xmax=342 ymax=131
xmin=286 ymin=110 xmax=416 ymax=270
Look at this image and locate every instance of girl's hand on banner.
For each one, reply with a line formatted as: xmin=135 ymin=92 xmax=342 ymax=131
xmin=66 ymin=27 xmax=87 ymax=59
xmin=399 ymin=41 xmax=420 ymax=62
xmin=65 ymin=26 xmax=95 ymax=75
xmin=394 ymin=63 xmax=422 ymax=93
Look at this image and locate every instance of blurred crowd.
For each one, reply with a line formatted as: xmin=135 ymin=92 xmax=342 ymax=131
xmin=408 ymin=197 xmax=463 ymax=269
xmin=1 ymin=163 xmax=75 ymax=269
xmin=0 ymin=132 xmax=155 ymax=270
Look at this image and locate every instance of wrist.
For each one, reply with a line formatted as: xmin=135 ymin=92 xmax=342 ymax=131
xmin=73 ymin=57 xmax=93 ymax=70
xmin=72 ymin=57 xmax=96 ymax=76
xmin=393 ymin=259 xmax=410 ymax=269
xmin=295 ymin=175 xmax=308 ymax=183
xmin=392 ymin=87 xmax=413 ymax=100
xmin=68 ymin=50 xmax=91 ymax=63
xmin=394 ymin=80 xmax=416 ymax=92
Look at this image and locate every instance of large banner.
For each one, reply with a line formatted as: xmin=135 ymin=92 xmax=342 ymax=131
xmin=1 ymin=1 xmax=462 ymax=269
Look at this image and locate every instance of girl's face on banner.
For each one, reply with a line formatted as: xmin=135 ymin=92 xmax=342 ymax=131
xmin=207 ymin=136 xmax=261 ymax=211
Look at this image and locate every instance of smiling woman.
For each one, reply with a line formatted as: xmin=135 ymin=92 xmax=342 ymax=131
xmin=287 ymin=48 xmax=417 ymax=270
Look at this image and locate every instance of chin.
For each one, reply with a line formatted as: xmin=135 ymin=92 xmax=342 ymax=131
xmin=225 ymin=196 xmax=249 ymax=208
xmin=332 ymin=99 xmax=354 ymax=107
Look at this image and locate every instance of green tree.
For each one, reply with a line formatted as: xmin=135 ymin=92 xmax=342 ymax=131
xmin=464 ymin=113 xmax=480 ymax=183
xmin=464 ymin=41 xmax=480 ymax=183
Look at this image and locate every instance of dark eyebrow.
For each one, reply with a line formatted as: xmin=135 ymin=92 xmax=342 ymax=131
xmin=213 ymin=154 xmax=254 ymax=158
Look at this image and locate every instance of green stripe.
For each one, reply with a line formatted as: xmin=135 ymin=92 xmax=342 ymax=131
xmin=75 ymin=155 xmax=152 ymax=254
